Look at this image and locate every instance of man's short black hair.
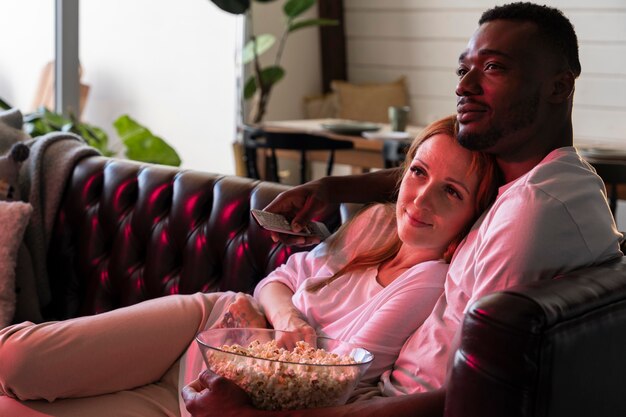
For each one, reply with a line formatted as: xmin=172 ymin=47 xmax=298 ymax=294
xmin=479 ymin=2 xmax=581 ymax=77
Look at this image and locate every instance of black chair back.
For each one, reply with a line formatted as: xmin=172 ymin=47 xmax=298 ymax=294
xmin=243 ymin=126 xmax=353 ymax=184
xmin=383 ymin=140 xmax=410 ymax=168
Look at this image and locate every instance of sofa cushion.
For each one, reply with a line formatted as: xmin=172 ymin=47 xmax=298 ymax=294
xmin=331 ymin=77 xmax=409 ymax=123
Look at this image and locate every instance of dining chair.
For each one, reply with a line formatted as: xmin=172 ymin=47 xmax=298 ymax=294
xmin=242 ymin=126 xmax=354 ymax=184
xmin=382 ymin=140 xmax=411 ymax=168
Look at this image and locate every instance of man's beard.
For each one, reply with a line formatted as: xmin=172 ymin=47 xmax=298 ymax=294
xmin=458 ymin=92 xmax=540 ymax=151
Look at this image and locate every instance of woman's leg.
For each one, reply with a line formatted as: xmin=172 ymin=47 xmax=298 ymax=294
xmin=0 ymin=357 xmax=181 ymax=417
xmin=0 ymin=292 xmax=220 ymax=402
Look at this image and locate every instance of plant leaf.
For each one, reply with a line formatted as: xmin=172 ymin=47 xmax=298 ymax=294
xmin=244 ymin=75 xmax=257 ymax=100
xmin=24 ymin=107 xmax=68 ymax=136
xmin=242 ymin=34 xmax=276 ymax=64
xmin=283 ymin=0 xmax=315 ymax=18
xmin=0 ymin=97 xmax=12 ymax=110
xmin=75 ymin=123 xmax=114 ymax=155
xmin=208 ymin=0 xmax=250 ymax=14
xmin=259 ymin=66 xmax=285 ymax=88
xmin=113 ymin=115 xmax=181 ymax=166
xmin=289 ymin=18 xmax=338 ymax=32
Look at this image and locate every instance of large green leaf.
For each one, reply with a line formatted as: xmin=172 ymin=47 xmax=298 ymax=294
xmin=113 ymin=115 xmax=181 ymax=166
xmin=259 ymin=66 xmax=285 ymax=89
xmin=289 ymin=18 xmax=338 ymax=32
xmin=243 ymin=67 xmax=285 ymax=101
xmin=208 ymin=0 xmax=250 ymax=14
xmin=242 ymin=34 xmax=276 ymax=64
xmin=244 ymin=75 xmax=257 ymax=100
xmin=283 ymin=0 xmax=315 ymax=19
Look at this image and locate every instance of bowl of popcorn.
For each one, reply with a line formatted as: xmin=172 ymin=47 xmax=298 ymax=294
xmin=195 ymin=328 xmax=374 ymax=410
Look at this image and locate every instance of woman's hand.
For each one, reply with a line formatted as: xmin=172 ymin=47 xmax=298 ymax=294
xmin=212 ymin=293 xmax=268 ymax=329
xmin=271 ymin=309 xmax=317 ymax=340
xmin=182 ymin=370 xmax=255 ymax=417
xmin=269 ymin=307 xmax=318 ymax=349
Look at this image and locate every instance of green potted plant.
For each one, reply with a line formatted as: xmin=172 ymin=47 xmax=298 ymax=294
xmin=0 ymin=98 xmax=181 ymax=167
xmin=208 ymin=0 xmax=337 ymax=123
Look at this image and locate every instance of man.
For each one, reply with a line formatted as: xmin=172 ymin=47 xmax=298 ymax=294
xmin=183 ymin=3 xmax=622 ymax=416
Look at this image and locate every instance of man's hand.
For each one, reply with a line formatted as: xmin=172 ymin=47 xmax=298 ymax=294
xmin=264 ymin=179 xmax=338 ymax=246
xmin=263 ymin=169 xmax=401 ymax=246
xmin=182 ymin=370 xmax=256 ymax=417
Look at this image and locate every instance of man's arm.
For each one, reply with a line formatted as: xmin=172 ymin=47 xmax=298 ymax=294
xmin=264 ymin=169 xmax=401 ymax=245
xmin=182 ymin=370 xmax=445 ymax=417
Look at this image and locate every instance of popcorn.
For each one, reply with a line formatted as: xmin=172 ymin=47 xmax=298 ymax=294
xmin=205 ymin=339 xmax=361 ymax=410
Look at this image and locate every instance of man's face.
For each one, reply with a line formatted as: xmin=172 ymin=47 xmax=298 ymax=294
xmin=455 ymin=20 xmax=554 ymax=155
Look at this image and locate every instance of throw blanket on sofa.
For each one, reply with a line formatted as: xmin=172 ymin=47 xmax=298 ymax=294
xmin=14 ymin=132 xmax=100 ymax=323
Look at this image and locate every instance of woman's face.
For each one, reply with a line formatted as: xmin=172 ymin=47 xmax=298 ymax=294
xmin=396 ymin=133 xmax=481 ymax=256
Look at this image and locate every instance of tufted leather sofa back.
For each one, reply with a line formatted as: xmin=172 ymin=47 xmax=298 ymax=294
xmin=42 ymin=155 xmax=626 ymax=415
xmin=45 ymin=156 xmax=341 ymax=320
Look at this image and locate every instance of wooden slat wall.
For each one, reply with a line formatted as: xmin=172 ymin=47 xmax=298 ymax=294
xmin=343 ymin=0 xmax=626 ymax=146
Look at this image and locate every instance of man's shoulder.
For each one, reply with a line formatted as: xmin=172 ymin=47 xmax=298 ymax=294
xmin=504 ymin=147 xmax=604 ymax=204
xmin=481 ymin=147 xmax=619 ymax=260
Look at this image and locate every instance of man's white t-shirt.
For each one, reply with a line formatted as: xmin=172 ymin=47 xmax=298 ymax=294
xmin=379 ymin=146 xmax=623 ymax=395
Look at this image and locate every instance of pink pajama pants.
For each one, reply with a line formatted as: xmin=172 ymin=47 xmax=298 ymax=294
xmin=0 ymin=292 xmax=224 ymax=417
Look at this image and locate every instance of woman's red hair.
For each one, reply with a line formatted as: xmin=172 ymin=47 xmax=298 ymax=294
xmin=308 ymin=115 xmax=499 ymax=292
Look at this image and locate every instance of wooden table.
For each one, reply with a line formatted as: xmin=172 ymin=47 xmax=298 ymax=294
xmin=260 ymin=119 xmax=425 ymax=172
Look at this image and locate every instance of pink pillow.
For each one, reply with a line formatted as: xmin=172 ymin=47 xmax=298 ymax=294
xmin=0 ymin=201 xmax=33 ymax=327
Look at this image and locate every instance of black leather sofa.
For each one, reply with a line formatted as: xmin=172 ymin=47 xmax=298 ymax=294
xmin=44 ymin=155 xmax=626 ymax=417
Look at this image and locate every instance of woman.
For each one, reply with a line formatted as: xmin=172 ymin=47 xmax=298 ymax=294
xmin=0 ymin=115 xmax=499 ymax=417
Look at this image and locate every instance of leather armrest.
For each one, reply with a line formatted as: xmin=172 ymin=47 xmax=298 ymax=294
xmin=445 ymin=258 xmax=626 ymax=417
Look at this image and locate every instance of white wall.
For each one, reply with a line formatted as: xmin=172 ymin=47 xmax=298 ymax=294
xmin=0 ymin=0 xmax=239 ymax=175
xmin=0 ymin=1 xmax=55 ymax=111
xmin=6 ymin=2 xmax=621 ymax=176
xmin=343 ymin=0 xmax=626 ymax=148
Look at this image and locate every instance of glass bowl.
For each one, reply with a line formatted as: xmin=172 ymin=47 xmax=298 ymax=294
xmin=195 ymin=328 xmax=374 ymax=410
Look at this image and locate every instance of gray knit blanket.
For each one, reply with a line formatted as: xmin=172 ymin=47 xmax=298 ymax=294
xmin=0 ymin=108 xmax=99 ymax=323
